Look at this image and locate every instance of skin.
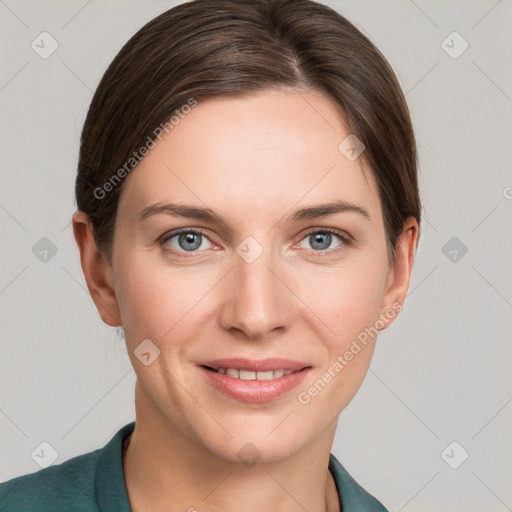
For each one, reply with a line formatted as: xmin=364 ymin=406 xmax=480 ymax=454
xmin=73 ymin=88 xmax=418 ymax=512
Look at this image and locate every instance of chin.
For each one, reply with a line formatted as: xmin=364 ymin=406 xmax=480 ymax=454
xmin=196 ymin=421 xmax=315 ymax=466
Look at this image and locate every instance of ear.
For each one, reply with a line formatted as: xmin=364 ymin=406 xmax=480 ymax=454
xmin=378 ymin=217 xmax=419 ymax=329
xmin=72 ymin=210 xmax=121 ymax=327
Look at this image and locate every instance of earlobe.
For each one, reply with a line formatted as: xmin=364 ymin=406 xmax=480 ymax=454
xmin=72 ymin=210 xmax=122 ymax=327
xmin=379 ymin=217 xmax=419 ymax=329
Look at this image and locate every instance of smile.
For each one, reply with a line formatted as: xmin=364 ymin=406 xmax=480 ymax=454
xmin=203 ymin=366 xmax=298 ymax=380
xmin=197 ymin=359 xmax=312 ymax=403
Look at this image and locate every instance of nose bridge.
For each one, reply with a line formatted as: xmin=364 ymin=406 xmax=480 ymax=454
xmin=218 ymin=237 xmax=291 ymax=340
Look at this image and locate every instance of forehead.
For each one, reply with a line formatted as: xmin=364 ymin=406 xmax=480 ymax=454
xmin=118 ymin=88 xmax=382 ymax=224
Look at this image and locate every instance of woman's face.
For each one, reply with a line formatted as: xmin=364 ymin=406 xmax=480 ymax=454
xmin=106 ymin=88 xmax=412 ymax=462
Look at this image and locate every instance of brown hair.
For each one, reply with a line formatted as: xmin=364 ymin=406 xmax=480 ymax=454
xmin=75 ymin=0 xmax=421 ymax=264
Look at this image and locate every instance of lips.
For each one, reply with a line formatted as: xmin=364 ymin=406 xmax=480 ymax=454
xmin=197 ymin=358 xmax=312 ymax=403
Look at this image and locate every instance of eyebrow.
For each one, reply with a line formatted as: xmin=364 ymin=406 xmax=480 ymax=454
xmin=286 ymin=200 xmax=370 ymax=222
xmin=138 ymin=199 xmax=371 ymax=223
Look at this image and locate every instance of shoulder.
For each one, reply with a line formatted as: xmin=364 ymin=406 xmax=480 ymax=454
xmin=0 ymin=422 xmax=135 ymax=512
xmin=329 ymin=453 xmax=389 ymax=512
xmin=0 ymin=449 xmax=102 ymax=512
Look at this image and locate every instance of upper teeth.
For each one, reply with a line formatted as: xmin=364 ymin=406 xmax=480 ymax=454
xmin=215 ymin=368 xmax=295 ymax=380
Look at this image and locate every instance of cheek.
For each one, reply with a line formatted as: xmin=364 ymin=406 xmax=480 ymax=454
xmin=113 ymin=257 xmax=173 ymax=341
xmin=295 ymin=259 xmax=388 ymax=341
xmin=294 ymin=269 xmax=386 ymax=412
xmin=113 ymin=254 xmax=219 ymax=346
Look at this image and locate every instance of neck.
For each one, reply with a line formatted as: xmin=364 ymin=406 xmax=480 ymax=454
xmin=122 ymin=381 xmax=340 ymax=512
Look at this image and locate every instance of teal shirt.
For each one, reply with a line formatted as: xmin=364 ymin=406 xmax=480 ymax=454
xmin=0 ymin=422 xmax=388 ymax=511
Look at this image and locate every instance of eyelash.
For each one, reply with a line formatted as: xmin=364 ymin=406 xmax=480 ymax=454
xmin=159 ymin=227 xmax=353 ymax=257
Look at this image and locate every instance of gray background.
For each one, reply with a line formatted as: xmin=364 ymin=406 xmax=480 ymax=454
xmin=1 ymin=0 xmax=511 ymax=510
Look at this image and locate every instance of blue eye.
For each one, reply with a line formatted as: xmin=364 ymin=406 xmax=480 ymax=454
xmin=298 ymin=229 xmax=348 ymax=252
xmin=163 ymin=230 xmax=213 ymax=253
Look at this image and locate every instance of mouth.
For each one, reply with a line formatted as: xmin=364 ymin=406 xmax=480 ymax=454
xmin=197 ymin=358 xmax=312 ymax=403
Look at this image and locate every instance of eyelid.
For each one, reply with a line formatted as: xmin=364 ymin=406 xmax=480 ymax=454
xmin=160 ymin=227 xmax=211 ymax=243
xmin=300 ymin=226 xmax=353 ymax=243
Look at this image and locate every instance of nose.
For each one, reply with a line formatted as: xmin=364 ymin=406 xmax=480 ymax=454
xmin=217 ymin=241 xmax=292 ymax=341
